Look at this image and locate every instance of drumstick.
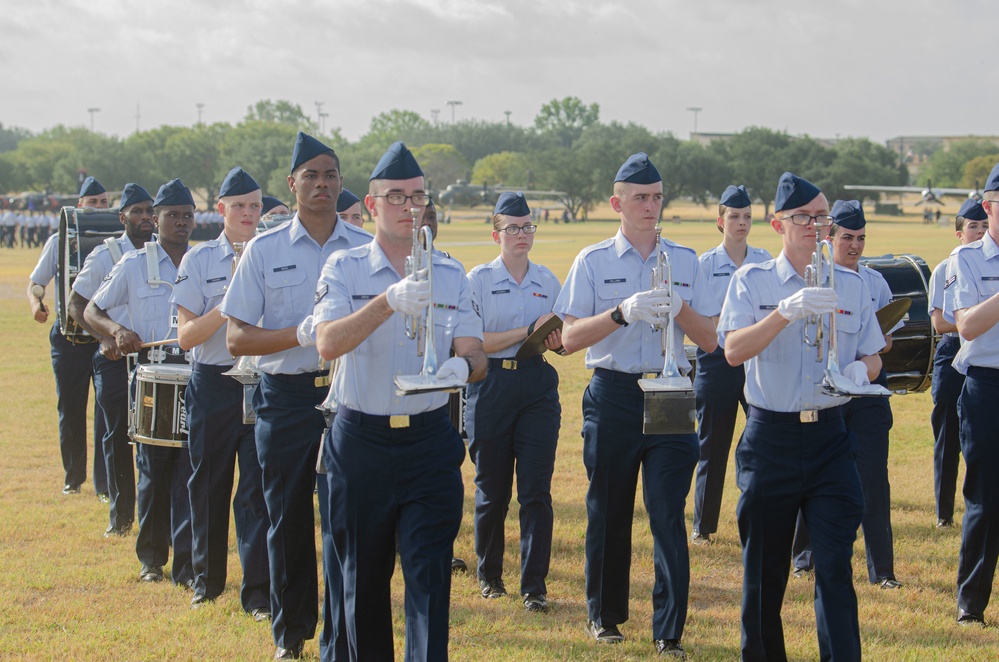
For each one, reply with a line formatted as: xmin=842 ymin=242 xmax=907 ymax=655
xmin=140 ymin=339 xmax=179 ymax=348
xmin=30 ymin=284 xmax=47 ymax=313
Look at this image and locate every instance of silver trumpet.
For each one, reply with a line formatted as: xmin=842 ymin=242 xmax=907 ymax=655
xmin=222 ymin=239 xmax=261 ymax=423
xmin=638 ymin=225 xmax=696 ymax=434
xmin=804 ymin=228 xmax=890 ymax=398
xmin=394 ymin=208 xmax=460 ymax=396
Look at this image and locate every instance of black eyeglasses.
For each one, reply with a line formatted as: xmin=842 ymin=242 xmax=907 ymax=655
xmin=777 ymin=213 xmax=835 ymax=226
xmin=497 ymin=224 xmax=537 ymax=235
xmin=371 ymin=193 xmax=430 ymax=206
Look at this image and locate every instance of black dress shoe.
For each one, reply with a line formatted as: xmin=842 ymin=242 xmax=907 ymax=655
xmin=62 ymin=484 xmax=82 ymax=495
xmin=251 ymin=607 xmax=271 ymax=622
xmin=451 ymin=557 xmax=468 ymax=574
xmin=655 ymin=638 xmax=687 ymax=658
xmin=878 ymin=578 xmax=903 ymax=590
xmin=690 ymin=530 xmax=711 ymax=545
xmin=190 ymin=593 xmax=213 ymax=608
xmin=587 ymin=620 xmax=624 ymax=644
xmin=937 ymin=518 xmax=954 ymax=528
xmin=479 ymin=577 xmax=507 ymax=599
xmin=958 ymin=609 xmax=986 ymax=627
xmin=523 ymin=593 xmax=548 ymax=613
xmin=274 ymin=641 xmax=303 ymax=659
xmin=140 ymin=565 xmax=164 ymax=582
xmin=104 ymin=521 xmax=132 ymax=538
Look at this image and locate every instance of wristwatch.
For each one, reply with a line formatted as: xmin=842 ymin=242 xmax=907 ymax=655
xmin=610 ymin=305 xmax=628 ymax=327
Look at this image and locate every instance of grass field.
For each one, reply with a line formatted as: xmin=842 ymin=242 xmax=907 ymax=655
xmin=2 ymin=201 xmax=997 ymax=660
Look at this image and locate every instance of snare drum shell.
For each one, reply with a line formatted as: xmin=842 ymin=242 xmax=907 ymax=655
xmin=132 ymin=364 xmax=191 ymax=447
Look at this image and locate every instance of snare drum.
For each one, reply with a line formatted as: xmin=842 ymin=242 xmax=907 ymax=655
xmin=57 ymin=206 xmax=122 ymax=341
xmin=860 ymin=253 xmax=937 ymax=393
xmin=130 ymin=363 xmax=191 ymax=447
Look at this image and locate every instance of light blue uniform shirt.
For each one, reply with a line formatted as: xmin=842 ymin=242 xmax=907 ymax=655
xmin=313 ymin=241 xmax=483 ymax=416
xmin=718 ymin=251 xmax=885 ymax=412
xmin=553 ymin=229 xmax=719 ymax=373
xmin=858 ymin=264 xmax=903 ymax=335
xmin=467 ymin=257 xmax=562 ymax=359
xmin=72 ymin=234 xmax=139 ymax=327
xmin=29 ymin=232 xmax=59 ymax=286
xmin=929 ymin=258 xmax=958 ymax=339
xmin=170 ymin=232 xmax=239 ymax=366
xmin=698 ymin=243 xmax=772 ymax=310
xmin=219 ymin=214 xmax=372 ymax=376
xmin=92 ymin=244 xmax=184 ymax=344
xmin=944 ymin=233 xmax=999 ymax=372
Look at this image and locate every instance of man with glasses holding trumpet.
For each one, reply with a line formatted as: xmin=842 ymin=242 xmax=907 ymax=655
xmin=314 ymin=141 xmax=485 ymax=661
xmin=555 ymin=153 xmax=719 ymax=658
xmin=719 ymin=172 xmax=885 ymax=661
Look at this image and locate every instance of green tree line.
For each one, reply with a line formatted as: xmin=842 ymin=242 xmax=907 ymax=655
xmin=0 ymin=98 xmax=909 ymax=217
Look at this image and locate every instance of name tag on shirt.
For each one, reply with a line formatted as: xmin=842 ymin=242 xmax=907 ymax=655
xmin=759 ymin=304 xmax=778 ymax=310
xmin=982 ymin=276 xmax=999 ymax=281
xmin=352 ymin=294 xmax=375 ymax=301
xmin=273 ymin=265 xmax=296 ymax=272
xmin=491 ymin=289 xmax=510 ymax=295
xmin=206 ymin=276 xmax=227 ymax=284
xmin=604 ymin=278 xmax=627 ymax=284
xmin=712 ymin=272 xmax=731 ymax=277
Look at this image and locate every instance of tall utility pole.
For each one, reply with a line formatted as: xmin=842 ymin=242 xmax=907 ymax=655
xmin=135 ymin=103 xmax=141 ymax=133
xmin=315 ymin=101 xmax=325 ymax=132
xmin=504 ymin=110 xmax=512 ymax=125
xmin=446 ymin=100 xmax=463 ymax=123
xmin=430 ymin=109 xmax=440 ymax=125
xmin=685 ymin=107 xmax=702 ymax=136
xmin=196 ymin=103 xmax=205 ymax=124
xmin=87 ymin=107 xmax=100 ymax=132
xmin=318 ymin=112 xmax=328 ymax=134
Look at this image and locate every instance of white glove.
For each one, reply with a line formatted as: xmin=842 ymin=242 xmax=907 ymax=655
xmin=436 ymin=356 xmax=470 ymax=383
xmin=843 ymin=360 xmax=870 ymax=387
xmin=386 ymin=277 xmax=431 ymax=316
xmin=296 ymin=315 xmax=316 ymax=347
xmin=777 ymin=287 xmax=838 ymax=322
xmin=619 ymin=289 xmax=674 ymax=324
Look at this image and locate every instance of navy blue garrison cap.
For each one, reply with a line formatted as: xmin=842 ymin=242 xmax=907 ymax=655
xmin=615 ymin=152 xmax=662 ymax=184
xmin=261 ymin=196 xmax=286 ymax=215
xmin=720 ymin=184 xmax=751 ymax=208
xmin=290 ymin=131 xmax=336 ymax=175
xmin=494 ymin=191 xmax=531 ymax=217
xmin=831 ymin=199 xmax=865 ymax=230
xmin=336 ymin=189 xmax=361 ymax=213
xmin=985 ymin=162 xmax=999 ymax=192
xmin=958 ymin=198 xmax=987 ymax=221
xmin=219 ymin=167 xmax=260 ymax=198
xmin=154 ymin=178 xmax=195 ymax=208
xmin=78 ymin=176 xmax=105 ymax=198
xmin=370 ymin=141 xmax=423 ymax=181
xmin=119 ymin=183 xmax=153 ymax=210
xmin=774 ymin=172 xmax=822 ymax=213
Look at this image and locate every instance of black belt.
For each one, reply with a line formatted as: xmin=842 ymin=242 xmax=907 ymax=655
xmin=748 ymin=405 xmax=842 ymax=424
xmin=192 ymin=362 xmax=233 ymax=375
xmin=337 ymin=405 xmax=447 ymax=429
xmin=487 ymin=355 xmax=546 ymax=371
xmin=264 ymin=371 xmax=330 ymax=388
xmin=593 ymin=367 xmax=661 ymax=382
xmin=967 ymin=366 xmax=999 ymax=380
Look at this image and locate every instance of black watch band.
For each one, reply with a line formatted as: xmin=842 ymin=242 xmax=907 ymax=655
xmin=611 ymin=305 xmax=629 ymax=327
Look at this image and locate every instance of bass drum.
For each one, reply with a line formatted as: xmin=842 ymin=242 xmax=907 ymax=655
xmin=860 ymin=253 xmax=937 ymax=393
xmin=57 ymin=206 xmax=122 ymax=340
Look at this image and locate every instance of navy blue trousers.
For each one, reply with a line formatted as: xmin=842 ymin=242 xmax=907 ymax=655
xmin=737 ymin=409 xmax=863 ymax=662
xmin=327 ymin=406 xmax=464 ymax=662
xmin=255 ymin=372 xmax=344 ymax=655
xmin=956 ymin=367 xmax=999 ymax=617
xmin=93 ymin=353 xmax=135 ymax=529
xmin=186 ymin=364 xmax=269 ymax=610
xmin=465 ymin=357 xmax=560 ymax=595
xmin=932 ymin=336 xmax=963 ymax=522
xmin=581 ymin=369 xmax=698 ymax=640
xmin=792 ymin=378 xmax=895 ymax=584
xmin=49 ymin=324 xmax=107 ymax=493
xmin=135 ymin=442 xmax=194 ymax=584
xmin=693 ymin=347 xmax=747 ymax=536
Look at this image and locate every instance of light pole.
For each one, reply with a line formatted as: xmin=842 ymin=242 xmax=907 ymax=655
xmin=87 ymin=107 xmax=100 ymax=132
xmin=196 ymin=103 xmax=205 ymax=124
xmin=685 ymin=107 xmax=702 ymax=136
xmin=315 ymin=101 xmax=324 ymax=132
xmin=504 ymin=110 xmax=512 ymax=126
xmin=319 ymin=112 xmax=328 ymax=134
xmin=430 ymin=109 xmax=440 ymax=125
xmin=446 ymin=100 xmax=463 ymax=123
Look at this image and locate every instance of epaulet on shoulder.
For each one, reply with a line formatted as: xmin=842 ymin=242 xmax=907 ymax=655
xmin=579 ymin=237 xmax=615 ymax=257
xmin=436 ymin=252 xmax=465 ymax=272
xmin=742 ymin=260 xmax=772 ymax=273
xmin=953 ymin=240 xmax=983 ymax=256
xmin=661 ymin=236 xmax=696 ymax=257
xmin=343 ymin=222 xmax=373 ymax=240
xmin=751 ymin=246 xmax=769 ymax=255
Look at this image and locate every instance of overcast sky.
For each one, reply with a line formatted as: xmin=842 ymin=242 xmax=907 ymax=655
xmin=2 ymin=0 xmax=993 ymax=145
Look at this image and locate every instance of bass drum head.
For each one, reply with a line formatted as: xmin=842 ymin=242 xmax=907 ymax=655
xmin=860 ymin=253 xmax=937 ymax=393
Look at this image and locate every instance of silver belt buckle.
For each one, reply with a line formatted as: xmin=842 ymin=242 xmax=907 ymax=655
xmin=389 ymin=415 xmax=410 ymax=429
xmin=501 ymin=359 xmax=518 ymax=370
xmin=799 ymin=410 xmax=818 ymax=423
